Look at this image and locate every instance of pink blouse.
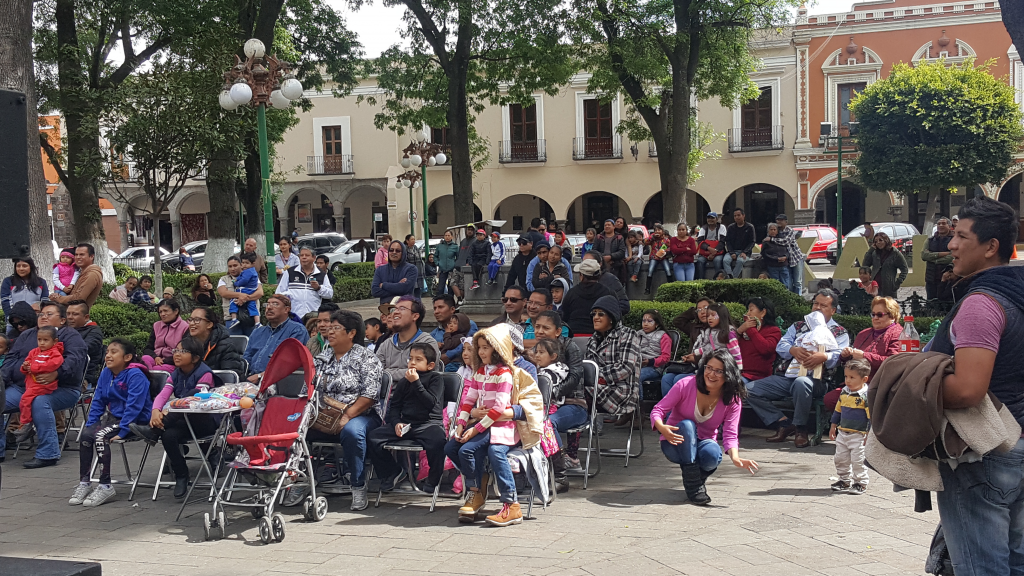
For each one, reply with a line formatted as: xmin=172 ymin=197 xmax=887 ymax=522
xmin=650 ymin=375 xmax=741 ymax=452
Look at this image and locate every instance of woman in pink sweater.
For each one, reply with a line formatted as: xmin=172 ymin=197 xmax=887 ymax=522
xmin=651 ymin=349 xmax=759 ymax=505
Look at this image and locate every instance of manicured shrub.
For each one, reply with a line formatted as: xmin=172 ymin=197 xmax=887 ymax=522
xmin=332 ymin=278 xmax=372 ymax=303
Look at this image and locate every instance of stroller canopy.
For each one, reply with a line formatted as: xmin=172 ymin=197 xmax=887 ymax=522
xmin=258 ymin=337 xmax=315 ymax=397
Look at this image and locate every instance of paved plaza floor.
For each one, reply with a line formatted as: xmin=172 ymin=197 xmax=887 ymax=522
xmin=0 ymin=425 xmax=938 ymax=576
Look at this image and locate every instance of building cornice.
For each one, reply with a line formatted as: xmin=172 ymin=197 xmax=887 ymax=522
xmin=796 ymin=3 xmax=1002 ymax=41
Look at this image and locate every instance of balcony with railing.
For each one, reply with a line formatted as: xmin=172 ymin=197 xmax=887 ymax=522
xmin=307 ymin=155 xmax=354 ymax=175
xmin=572 ymin=136 xmax=622 ymax=160
xmin=105 ymin=161 xmax=142 ymax=182
xmin=499 ymin=140 xmax=546 ymax=163
xmin=727 ymin=126 xmax=784 ymax=153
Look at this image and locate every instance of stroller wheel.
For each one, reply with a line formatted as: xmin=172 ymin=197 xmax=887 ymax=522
xmin=258 ymin=517 xmax=273 ymax=544
xmin=312 ymin=496 xmax=328 ymax=522
xmin=271 ymin=513 xmax=286 ymax=542
xmin=202 ymin=513 xmax=212 ymax=541
xmin=217 ymin=510 xmax=227 ymax=540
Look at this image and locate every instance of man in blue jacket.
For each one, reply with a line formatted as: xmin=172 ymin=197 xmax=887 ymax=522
xmin=1 ymin=301 xmax=88 ymax=468
xmin=525 ymin=241 xmax=572 ymax=291
xmin=244 ymin=294 xmax=309 ymax=379
xmin=371 ymin=240 xmax=418 ymax=303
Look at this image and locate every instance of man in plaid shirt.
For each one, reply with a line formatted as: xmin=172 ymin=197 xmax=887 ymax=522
xmin=585 ymin=295 xmax=641 ymax=415
xmin=773 ymin=214 xmax=804 ymax=295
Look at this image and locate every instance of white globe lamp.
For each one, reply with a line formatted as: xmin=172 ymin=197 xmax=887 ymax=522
xmin=435 ymin=152 xmax=447 ymax=165
xmin=280 ymin=77 xmax=303 ymax=100
xmin=219 ymin=90 xmax=238 ymax=111
xmin=427 ymin=157 xmax=436 ymax=167
xmin=229 ymin=81 xmax=253 ymax=106
xmin=410 ymin=154 xmax=422 ymax=167
xmin=244 ymin=38 xmax=266 ymax=59
xmin=400 ymin=156 xmax=411 ymax=169
xmin=270 ymin=89 xmax=290 ymax=109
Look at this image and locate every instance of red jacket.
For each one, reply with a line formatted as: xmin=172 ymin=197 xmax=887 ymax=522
xmin=736 ymin=325 xmax=782 ymax=381
xmin=21 ymin=341 xmax=65 ymax=379
xmin=851 ymin=322 xmax=902 ymax=376
xmin=669 ymin=236 xmax=697 ymax=264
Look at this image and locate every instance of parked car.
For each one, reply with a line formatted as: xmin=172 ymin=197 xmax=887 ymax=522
xmin=790 ymin=225 xmax=838 ymax=262
xmin=113 ymin=246 xmax=173 ymax=272
xmin=825 ymin=222 xmax=920 ymax=264
xmin=295 ymin=232 xmax=348 ymax=255
xmin=324 ymin=239 xmax=377 ymax=274
xmin=179 ymin=240 xmax=241 ymax=271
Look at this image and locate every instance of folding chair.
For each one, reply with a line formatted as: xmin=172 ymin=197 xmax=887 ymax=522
xmin=566 ymin=360 xmax=601 ymax=488
xmin=61 ymin=354 xmax=91 ymax=452
xmin=374 ymin=372 xmax=463 ymax=511
xmin=572 ymin=336 xmax=590 ymax=355
xmin=226 ymin=335 xmax=250 ymax=376
xmin=212 ymin=370 xmax=240 ymax=385
xmin=521 ymin=372 xmax=553 ymax=519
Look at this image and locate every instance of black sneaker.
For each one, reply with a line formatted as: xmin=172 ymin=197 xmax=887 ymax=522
xmin=831 ymin=480 xmax=851 ymax=492
xmin=129 ymin=423 xmax=161 ymax=443
xmin=23 ymin=458 xmax=57 ymax=469
xmin=173 ymin=477 xmax=190 ymax=500
xmin=379 ymin=470 xmax=408 ymax=492
xmin=848 ymin=483 xmax=866 ymax=495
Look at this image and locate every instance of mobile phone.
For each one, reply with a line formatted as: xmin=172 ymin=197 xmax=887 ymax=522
xmin=399 ymin=423 xmax=411 ymax=437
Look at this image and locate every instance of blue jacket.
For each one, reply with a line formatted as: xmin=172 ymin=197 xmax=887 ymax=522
xmin=1 ymin=276 xmax=49 ymax=317
xmin=244 ymin=318 xmax=310 ymax=374
xmin=371 ymin=242 xmax=418 ymax=303
xmin=87 ymin=364 xmax=153 ymax=438
xmin=526 ymin=256 xmax=573 ymax=291
xmin=2 ymin=325 xmax=88 ymax=391
xmin=429 ymin=320 xmax=479 ymax=363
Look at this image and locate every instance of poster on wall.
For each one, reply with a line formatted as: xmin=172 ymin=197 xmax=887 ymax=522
xmin=297 ymin=203 xmax=312 ymax=223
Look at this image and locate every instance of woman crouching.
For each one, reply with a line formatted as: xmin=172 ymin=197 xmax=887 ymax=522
xmin=650 ymin=349 xmax=759 ymax=505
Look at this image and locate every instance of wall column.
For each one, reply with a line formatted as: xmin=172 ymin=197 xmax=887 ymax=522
xmin=170 ymin=219 xmax=182 ymax=253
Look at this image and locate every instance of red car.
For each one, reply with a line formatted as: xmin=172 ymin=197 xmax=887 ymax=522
xmin=789 ymin=225 xmax=838 ymax=262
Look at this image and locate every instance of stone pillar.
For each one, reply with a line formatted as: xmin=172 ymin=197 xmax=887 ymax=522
xmin=118 ymin=215 xmax=131 ymax=254
xmin=170 ymin=219 xmax=182 ymax=252
xmin=278 ymin=217 xmax=289 ymax=241
xmin=333 ymin=202 xmax=347 ymax=236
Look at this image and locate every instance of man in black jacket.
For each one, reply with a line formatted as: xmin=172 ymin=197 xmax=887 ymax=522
xmin=559 ymin=259 xmax=613 ymax=335
xmin=723 ymin=208 xmax=756 ymax=279
xmin=582 ymin=251 xmax=630 ymax=316
xmin=504 ymin=235 xmax=535 ymax=291
xmin=593 ymin=219 xmax=627 ymax=283
xmin=66 ymin=300 xmax=104 ymax=389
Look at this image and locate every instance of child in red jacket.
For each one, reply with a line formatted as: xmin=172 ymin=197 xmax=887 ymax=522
xmin=13 ymin=326 xmax=65 ymax=442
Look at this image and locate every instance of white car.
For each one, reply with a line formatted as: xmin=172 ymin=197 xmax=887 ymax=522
xmin=113 ymin=246 xmax=172 ymax=272
xmin=323 ymin=239 xmax=378 ymax=274
xmin=179 ymin=240 xmax=241 ymax=271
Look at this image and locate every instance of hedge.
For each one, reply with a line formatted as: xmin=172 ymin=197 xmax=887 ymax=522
xmin=655 ymin=279 xmax=811 ymax=323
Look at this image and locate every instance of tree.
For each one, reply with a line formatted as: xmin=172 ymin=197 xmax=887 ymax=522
xmin=0 ymin=0 xmax=54 ymax=272
xmin=103 ymin=60 xmax=227 ymax=292
xmin=850 ymin=60 xmax=1024 ymax=232
xmin=1002 ymin=2 xmax=1024 ymax=66
xmin=357 ymin=0 xmax=578 ymax=227
xmin=572 ymin=0 xmax=795 ymax=227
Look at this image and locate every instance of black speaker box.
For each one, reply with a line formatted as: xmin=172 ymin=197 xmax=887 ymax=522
xmin=0 ymin=89 xmax=32 ymax=259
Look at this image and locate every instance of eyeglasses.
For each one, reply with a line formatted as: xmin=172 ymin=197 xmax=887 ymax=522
xmin=187 ymin=316 xmax=209 ymax=324
xmin=325 ymin=325 xmax=346 ymax=333
xmin=393 ymin=306 xmax=413 ymax=314
xmin=870 ymin=312 xmax=888 ymax=319
xmin=696 ymin=306 xmax=710 ymax=313
xmin=527 ymin=299 xmax=546 ymax=307
xmin=171 ymin=348 xmax=188 ymax=355
xmin=501 ymin=297 xmax=523 ymax=304
xmin=590 ymin=311 xmax=608 ymax=318
xmin=704 ymin=366 xmax=725 ymax=376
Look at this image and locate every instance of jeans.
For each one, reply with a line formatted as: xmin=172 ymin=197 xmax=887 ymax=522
xmin=648 ymin=259 xmax=672 ymax=281
xmin=672 ymin=263 xmax=695 ymax=282
xmin=660 ymin=420 xmax=723 ymax=472
xmin=334 ymin=413 xmax=381 ymax=488
xmin=443 ymin=431 xmax=519 ymax=503
xmin=722 ymin=252 xmax=749 ymax=278
xmin=745 ymin=374 xmax=825 ymax=430
xmin=437 ymin=270 xmax=450 ymax=294
xmin=1 ymin=384 xmax=81 ymax=460
xmin=695 ymin=254 xmax=724 ymax=279
xmin=626 ymin=258 xmax=642 ymax=280
xmin=766 ymin=265 xmax=790 ymax=287
xmin=549 ymin=404 xmax=589 ymax=448
xmin=228 ymin=322 xmax=255 ymax=337
xmin=789 ymin=262 xmax=804 ymax=294
xmin=640 ymin=366 xmax=662 ymax=387
xmin=937 ymin=438 xmax=1024 ymax=576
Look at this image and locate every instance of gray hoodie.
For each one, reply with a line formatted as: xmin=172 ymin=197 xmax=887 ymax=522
xmin=550 ymin=277 xmax=570 ymax=310
xmin=375 ymin=329 xmax=442 ymax=382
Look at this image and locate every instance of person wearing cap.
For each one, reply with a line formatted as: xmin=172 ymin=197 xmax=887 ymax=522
xmin=582 ymin=251 xmax=630 ymax=316
xmin=435 ymin=229 xmax=459 ymax=295
xmin=243 ymin=294 xmax=309 ymax=379
xmin=773 ymin=214 xmax=804 ymax=294
xmin=594 ymin=219 xmax=627 ymax=284
xmin=559 ymin=259 xmax=613 ymax=335
xmin=504 ymin=234 xmax=535 ymax=291
xmin=468 ymin=229 xmax=492 ymax=290
xmin=723 ymin=208 xmax=756 ymax=279
xmin=585 ymin=294 xmax=641 ymax=418
xmin=950 ymin=214 xmax=958 ymax=230
xmin=487 ymin=231 xmax=505 ymax=285
xmin=371 ymin=240 xmax=419 ymax=303
xmin=525 ymin=241 xmax=573 ymax=292
xmin=696 ymin=212 xmax=727 ymax=280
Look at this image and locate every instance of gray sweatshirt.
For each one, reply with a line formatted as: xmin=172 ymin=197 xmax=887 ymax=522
xmin=375 ymin=329 xmax=442 ymax=381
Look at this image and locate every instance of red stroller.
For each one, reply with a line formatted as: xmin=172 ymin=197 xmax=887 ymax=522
xmin=203 ymin=338 xmax=327 ymax=543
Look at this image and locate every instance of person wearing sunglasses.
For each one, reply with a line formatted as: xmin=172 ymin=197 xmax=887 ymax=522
xmin=371 ymin=240 xmax=418 ymax=304
xmin=492 ymin=286 xmax=528 ymax=328
xmin=652 ymin=349 xmax=759 ymax=506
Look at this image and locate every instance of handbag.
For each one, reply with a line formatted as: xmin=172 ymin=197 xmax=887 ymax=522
xmin=539 ymin=420 xmax=560 ymax=457
xmin=312 ymin=395 xmax=349 ymax=435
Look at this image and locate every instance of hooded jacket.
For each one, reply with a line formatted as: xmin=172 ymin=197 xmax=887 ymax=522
xmin=144 ymin=316 xmax=189 ymax=362
xmin=550 ymin=277 xmax=570 ymax=310
xmin=504 ymin=248 xmax=534 ymax=291
xmin=6 ymin=301 xmax=38 ymax=342
xmin=435 ymin=239 xmax=459 ymax=273
xmin=200 ymin=323 xmax=246 ymax=375
xmin=586 ymin=295 xmax=641 ymax=415
xmin=370 ymin=242 xmax=418 ymax=303
xmin=87 ymin=362 xmax=153 ymax=438
xmin=76 ymin=321 xmax=105 ymax=387
xmin=471 ymin=323 xmax=543 ymax=449
xmin=469 ymin=237 xmax=492 ymax=266
xmin=3 ymin=325 xmax=88 ymax=390
xmin=375 ymin=329 xmax=441 ymax=382
xmin=598 ymin=272 xmax=630 ymax=316
xmin=559 ymin=279 xmax=613 ymax=335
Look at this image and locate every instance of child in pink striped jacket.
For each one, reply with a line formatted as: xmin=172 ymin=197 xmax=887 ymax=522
xmin=684 ymin=303 xmax=743 ymax=371
xmin=444 ymin=326 xmax=522 ymax=527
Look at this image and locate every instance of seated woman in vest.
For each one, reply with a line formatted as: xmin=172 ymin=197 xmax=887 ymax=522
xmin=142 ymin=299 xmax=189 ymax=372
xmin=130 ymin=336 xmax=216 ymax=500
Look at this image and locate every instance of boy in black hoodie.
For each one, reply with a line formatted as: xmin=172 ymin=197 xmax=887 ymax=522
xmin=366 ymin=342 xmax=447 ymax=492
xmin=469 ymin=229 xmax=491 ymax=290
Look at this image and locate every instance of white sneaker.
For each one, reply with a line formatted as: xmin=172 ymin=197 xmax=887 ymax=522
xmin=69 ymin=483 xmax=92 ymax=506
xmin=83 ymin=484 xmax=116 ymax=507
xmin=350 ymin=485 xmax=368 ymax=511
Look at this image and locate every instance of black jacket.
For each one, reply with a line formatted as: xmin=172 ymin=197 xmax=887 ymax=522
xmin=760 ymin=238 xmax=788 ymax=267
xmin=504 ymin=251 xmax=534 ymax=291
xmin=76 ymin=322 xmax=105 ymax=387
xmin=598 ymin=272 xmax=630 ymax=316
xmin=469 ymin=239 xmax=492 ymax=266
xmin=552 ymin=336 xmax=584 ymax=401
xmin=384 ymin=370 xmax=444 ymax=425
xmin=559 ymin=281 xmax=613 ymax=335
xmin=725 ymin=223 xmax=756 ymax=255
xmin=455 ymin=237 xmax=475 ymax=267
xmin=593 ymin=233 xmax=626 ymax=263
xmin=201 ymin=323 xmax=246 ymax=376
xmin=2 ymin=325 xmax=88 ymax=391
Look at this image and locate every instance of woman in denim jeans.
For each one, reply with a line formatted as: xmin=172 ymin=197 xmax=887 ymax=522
xmin=760 ymin=223 xmax=790 ymax=288
xmin=670 ymin=223 xmax=698 ymax=282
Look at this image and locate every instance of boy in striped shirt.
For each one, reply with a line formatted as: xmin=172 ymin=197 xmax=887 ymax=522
xmin=830 ymin=358 xmax=871 ymax=494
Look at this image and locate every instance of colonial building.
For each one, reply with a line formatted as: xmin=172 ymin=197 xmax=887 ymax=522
xmin=99 ymin=0 xmax=1020 ymax=249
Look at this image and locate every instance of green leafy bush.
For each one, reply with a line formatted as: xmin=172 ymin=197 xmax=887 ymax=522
xmin=89 ymin=302 xmax=158 ymax=337
xmin=113 ymin=263 xmax=139 ymax=283
xmin=333 ymin=278 xmax=372 ymax=303
xmin=655 ymin=279 xmax=810 ymax=323
xmin=833 ymin=314 xmax=941 ymax=341
xmin=105 ymin=331 xmax=151 ymax=350
xmin=333 ymin=262 xmax=375 ymax=280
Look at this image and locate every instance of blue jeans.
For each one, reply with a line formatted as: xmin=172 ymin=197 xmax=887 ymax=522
xmin=695 ymin=254 xmax=724 ymax=279
xmin=722 ymin=253 xmax=749 ymax=278
xmin=648 ymin=258 xmax=671 ymax=280
xmin=660 ymin=420 xmax=723 ymax=472
xmin=766 ymin=265 xmax=790 ymax=287
xmin=672 ymin=263 xmax=694 ymax=282
xmin=1 ymin=385 xmax=81 ymax=460
xmin=228 ymin=322 xmax=255 ymax=337
xmin=444 ymin=431 xmax=518 ymax=503
xmin=338 ymin=412 xmax=381 ymax=488
xmin=661 ymin=371 xmax=695 ymax=399
xmin=549 ymin=404 xmax=589 ymax=448
xmin=789 ymin=263 xmax=803 ymax=294
xmin=937 ymin=438 xmax=1024 ymax=576
xmin=745 ymin=374 xmax=825 ymax=430
xmin=640 ymin=366 xmax=662 ymax=386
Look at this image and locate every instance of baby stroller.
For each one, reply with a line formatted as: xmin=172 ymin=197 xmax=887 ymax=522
xmin=203 ymin=338 xmax=327 ymax=543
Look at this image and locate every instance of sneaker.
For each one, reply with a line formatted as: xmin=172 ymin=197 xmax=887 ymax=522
xmin=69 ymin=483 xmax=92 ymax=506
xmin=554 ymin=476 xmax=569 ymax=494
xmin=471 ymin=282 xmax=479 ymax=290
xmin=129 ymin=423 xmax=161 ymax=443
xmin=82 ymin=485 xmax=116 ymax=507
xmin=848 ymin=483 xmax=866 ymax=495
xmin=379 ymin=470 xmax=408 ymax=492
xmin=831 ymin=480 xmax=851 ymax=493
xmin=458 ymin=489 xmax=487 ymax=523
xmin=12 ymin=423 xmax=35 ymax=443
xmin=564 ymin=456 xmax=582 ymax=472
xmin=350 ymin=485 xmax=369 ymax=511
xmin=485 ymin=502 xmax=523 ymax=527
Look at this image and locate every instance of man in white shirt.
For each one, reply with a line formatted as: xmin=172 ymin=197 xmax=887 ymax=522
xmin=275 ymin=246 xmax=334 ymax=317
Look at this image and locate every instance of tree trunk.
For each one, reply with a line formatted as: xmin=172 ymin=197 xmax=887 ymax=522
xmin=205 ymin=157 xmax=239 ymax=272
xmin=447 ymin=63 xmax=475 ymax=228
xmin=0 ymin=0 xmax=55 ymax=271
xmin=240 ymin=150 xmax=268 ymax=262
xmin=1003 ymin=2 xmax=1024 ymax=63
xmin=922 ymin=187 xmax=945 ymax=237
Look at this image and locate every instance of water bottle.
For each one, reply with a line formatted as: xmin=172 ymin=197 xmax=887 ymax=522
xmin=899 ymin=316 xmax=920 ymax=353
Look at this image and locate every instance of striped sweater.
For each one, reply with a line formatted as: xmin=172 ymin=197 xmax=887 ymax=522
xmin=456 ymin=363 xmax=517 ymax=445
xmin=693 ymin=328 xmax=743 ymax=370
xmin=831 ymin=386 xmax=870 ymax=434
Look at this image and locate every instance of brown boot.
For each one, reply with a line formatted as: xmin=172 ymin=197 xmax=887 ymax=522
xmin=793 ymin=430 xmax=810 ymax=448
xmin=485 ymin=502 xmax=523 ymax=527
xmin=766 ymin=424 xmax=797 ymax=443
xmin=458 ymin=489 xmax=487 ymax=523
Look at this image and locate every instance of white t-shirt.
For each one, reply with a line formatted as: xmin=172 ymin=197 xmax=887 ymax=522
xmin=218 ymin=274 xmax=263 ymax=316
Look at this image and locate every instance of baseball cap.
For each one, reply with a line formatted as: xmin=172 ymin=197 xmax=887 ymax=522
xmin=574 ymin=258 xmax=602 ymax=277
xmin=516 ymin=234 xmax=532 ymax=245
xmin=491 ymin=231 xmax=500 ymax=238
xmin=776 ymin=213 xmax=788 ymax=220
xmin=476 ymin=229 xmax=486 ymax=235
xmin=706 ymin=212 xmax=717 ymax=219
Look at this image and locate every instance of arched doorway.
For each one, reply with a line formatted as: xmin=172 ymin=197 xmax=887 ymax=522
xmin=428 ymin=196 xmax=483 ymax=236
xmin=998 ymin=174 xmax=1024 ymax=240
xmin=814 ymin=183 xmax=869 ymax=235
xmin=341 ymin=187 xmax=388 ymax=239
xmin=721 ymin=184 xmax=794 ymax=238
xmin=493 ymin=194 xmax=555 ymax=233
xmin=177 ymin=193 xmax=211 ymax=245
xmin=564 ymin=192 xmax=633 ymax=234
xmin=642 ymin=190 xmax=711 ymax=229
xmin=288 ymin=192 xmax=336 ymax=235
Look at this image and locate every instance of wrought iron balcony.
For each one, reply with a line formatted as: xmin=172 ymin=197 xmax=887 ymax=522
xmin=572 ymin=136 xmax=622 ymax=160
xmin=307 ymin=155 xmax=354 ymax=175
xmin=499 ymin=140 xmax=546 ymax=163
xmin=727 ymin=126 xmax=784 ymax=152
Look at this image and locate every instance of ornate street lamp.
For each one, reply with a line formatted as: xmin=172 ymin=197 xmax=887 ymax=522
xmin=219 ymin=38 xmax=303 ymax=280
xmin=393 ymin=129 xmax=447 ymax=241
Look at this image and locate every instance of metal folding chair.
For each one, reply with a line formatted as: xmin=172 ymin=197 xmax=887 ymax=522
xmin=522 ymin=372 xmax=553 ymax=519
xmin=565 ymin=360 xmax=601 ymax=488
xmin=61 ymin=354 xmax=91 ymax=452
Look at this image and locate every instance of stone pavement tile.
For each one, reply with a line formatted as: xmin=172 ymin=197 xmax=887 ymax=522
xmin=379 ymin=546 xmax=457 ymax=564
xmin=722 ymin=560 xmax=823 ymax=576
xmin=858 ymin=545 xmax=930 ymax=572
xmin=575 ymin=553 xmax=680 ymax=576
xmin=304 ymin=554 xmax=438 ymax=575
xmin=814 ymin=530 xmax=905 ymax=552
xmin=691 ymin=527 xmax=768 ymax=547
xmin=847 ymin=562 xmax=902 ymax=575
